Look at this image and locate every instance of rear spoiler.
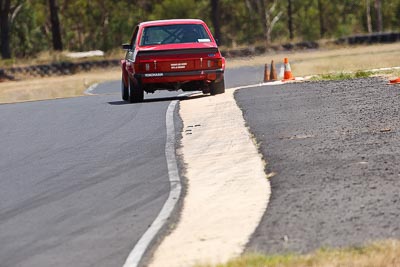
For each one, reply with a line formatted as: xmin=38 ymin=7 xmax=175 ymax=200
xmin=137 ymin=48 xmax=219 ymax=57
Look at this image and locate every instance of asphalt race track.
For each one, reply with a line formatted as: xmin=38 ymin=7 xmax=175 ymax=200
xmin=235 ymin=77 xmax=400 ymax=254
xmin=0 ymin=93 xmax=184 ymax=266
xmin=0 ymin=66 xmax=264 ymax=267
xmin=6 ymin=67 xmax=399 ymax=266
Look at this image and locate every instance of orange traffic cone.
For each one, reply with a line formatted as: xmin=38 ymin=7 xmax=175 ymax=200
xmin=282 ymin=57 xmax=295 ymax=81
xmin=264 ymin=64 xmax=270 ymax=82
xmin=389 ymin=77 xmax=400 ymax=84
xmin=270 ymin=60 xmax=277 ymax=81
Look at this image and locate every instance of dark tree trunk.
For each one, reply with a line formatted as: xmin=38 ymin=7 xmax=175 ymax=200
xmin=374 ymin=0 xmax=382 ymax=32
xmin=366 ymin=0 xmax=372 ymax=33
xmin=317 ymin=0 xmax=326 ymax=38
xmin=0 ymin=0 xmax=12 ymax=59
xmin=210 ymin=0 xmax=221 ymax=44
xmin=49 ymin=0 xmax=63 ymax=51
xmin=287 ymin=0 xmax=293 ymax=40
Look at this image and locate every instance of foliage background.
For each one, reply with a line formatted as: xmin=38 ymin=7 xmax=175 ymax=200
xmin=1 ymin=0 xmax=400 ymax=59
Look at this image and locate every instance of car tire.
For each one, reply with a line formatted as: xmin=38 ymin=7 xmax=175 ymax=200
xmin=129 ymin=77 xmax=144 ymax=103
xmin=121 ymin=77 xmax=129 ymax=101
xmin=210 ymin=77 xmax=225 ymax=95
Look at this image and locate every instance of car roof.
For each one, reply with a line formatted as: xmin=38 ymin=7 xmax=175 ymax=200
xmin=139 ymin=19 xmax=205 ymax=27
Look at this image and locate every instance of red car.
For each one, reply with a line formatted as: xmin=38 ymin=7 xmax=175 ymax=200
xmin=121 ymin=19 xmax=225 ymax=103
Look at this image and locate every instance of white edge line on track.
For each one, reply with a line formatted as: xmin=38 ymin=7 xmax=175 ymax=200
xmin=121 ymin=85 xmax=282 ymax=267
xmin=123 ymin=93 xmax=189 ymax=267
xmin=84 ymin=83 xmax=99 ymax=95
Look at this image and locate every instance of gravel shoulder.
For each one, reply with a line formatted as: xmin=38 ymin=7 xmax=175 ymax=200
xmin=235 ymin=77 xmax=400 ymax=254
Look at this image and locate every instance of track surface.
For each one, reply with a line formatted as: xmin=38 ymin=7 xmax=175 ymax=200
xmin=0 ymin=66 xmax=263 ymax=267
xmin=3 ymin=65 xmax=398 ymax=265
xmin=0 ymin=94 xmax=182 ymax=267
xmin=235 ymin=77 xmax=400 ymax=254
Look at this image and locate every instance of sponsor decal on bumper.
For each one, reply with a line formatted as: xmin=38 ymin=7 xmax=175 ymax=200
xmin=144 ymin=73 xmax=164 ymax=77
xmin=137 ymin=69 xmax=224 ymax=78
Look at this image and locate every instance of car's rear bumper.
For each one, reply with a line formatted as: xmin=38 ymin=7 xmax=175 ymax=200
xmin=135 ymin=68 xmax=224 ymax=83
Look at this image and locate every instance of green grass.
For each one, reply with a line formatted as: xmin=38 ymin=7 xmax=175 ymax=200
xmin=311 ymin=70 xmax=374 ymax=81
xmin=195 ymin=240 xmax=400 ymax=267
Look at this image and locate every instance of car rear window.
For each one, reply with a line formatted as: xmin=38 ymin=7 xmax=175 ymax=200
xmin=140 ymin=24 xmax=211 ymax=46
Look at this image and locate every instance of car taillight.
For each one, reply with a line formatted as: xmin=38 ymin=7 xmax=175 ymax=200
xmin=216 ymin=58 xmax=223 ymax=68
xmin=207 ymin=59 xmax=223 ymax=69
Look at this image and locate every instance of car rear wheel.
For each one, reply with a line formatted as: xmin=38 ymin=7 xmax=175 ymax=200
xmin=121 ymin=77 xmax=129 ymax=101
xmin=210 ymin=77 xmax=225 ymax=95
xmin=129 ymin=77 xmax=144 ymax=103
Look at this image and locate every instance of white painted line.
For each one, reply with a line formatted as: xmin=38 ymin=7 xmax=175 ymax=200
xmin=229 ymin=80 xmax=285 ymax=91
xmin=178 ymin=91 xmax=201 ymax=97
xmin=369 ymin=66 xmax=400 ymax=72
xmin=122 ymin=88 xmax=272 ymax=267
xmin=123 ymin=100 xmax=182 ymax=267
xmin=84 ymin=83 xmax=99 ymax=95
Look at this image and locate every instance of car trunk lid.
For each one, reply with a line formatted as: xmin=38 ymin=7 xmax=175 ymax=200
xmin=136 ymin=44 xmax=221 ymax=73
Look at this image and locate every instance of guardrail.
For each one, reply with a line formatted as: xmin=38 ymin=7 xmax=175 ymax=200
xmin=0 ymin=60 xmax=120 ymax=81
xmin=337 ymin=32 xmax=400 ymax=45
xmin=221 ymin=41 xmax=319 ymax=57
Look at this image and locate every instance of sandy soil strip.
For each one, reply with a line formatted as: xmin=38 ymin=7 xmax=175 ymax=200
xmin=148 ymin=89 xmax=271 ymax=267
xmin=0 ymin=68 xmax=120 ymax=104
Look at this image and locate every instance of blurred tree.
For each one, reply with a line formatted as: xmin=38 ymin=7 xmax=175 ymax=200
xmin=150 ymin=0 xmax=203 ymax=20
xmin=49 ymin=0 xmax=62 ymax=50
xmin=287 ymin=0 xmax=293 ymax=40
xmin=1 ymin=0 xmax=24 ymax=59
xmin=317 ymin=0 xmax=326 ymax=37
xmin=294 ymin=0 xmax=319 ymax=40
xmin=264 ymin=0 xmax=282 ymax=46
xmin=1 ymin=0 xmax=400 ymax=59
xmin=210 ymin=0 xmax=221 ymax=44
xmin=11 ymin=1 xmax=47 ymax=57
xmin=244 ymin=0 xmax=282 ymax=46
xmin=0 ymin=0 xmax=12 ymax=58
xmin=374 ymin=0 xmax=382 ymax=32
xmin=366 ymin=0 xmax=372 ymax=33
xmin=244 ymin=0 xmax=261 ymax=44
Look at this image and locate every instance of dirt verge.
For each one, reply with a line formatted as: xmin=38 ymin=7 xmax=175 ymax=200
xmin=0 ymin=68 xmax=120 ymax=104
